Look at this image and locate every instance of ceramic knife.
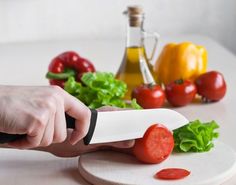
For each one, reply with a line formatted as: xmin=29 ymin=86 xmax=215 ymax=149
xmin=0 ymin=108 xmax=189 ymax=145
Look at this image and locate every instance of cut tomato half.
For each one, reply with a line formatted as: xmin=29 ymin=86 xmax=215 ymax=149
xmin=132 ymin=124 xmax=174 ymax=164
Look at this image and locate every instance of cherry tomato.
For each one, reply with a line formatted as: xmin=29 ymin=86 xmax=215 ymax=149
xmin=133 ymin=124 xmax=174 ymax=164
xmin=195 ymin=71 xmax=227 ymax=102
xmin=131 ymin=84 xmax=165 ymax=109
xmin=155 ymin=168 xmax=190 ymax=180
xmin=165 ymin=79 xmax=197 ymax=107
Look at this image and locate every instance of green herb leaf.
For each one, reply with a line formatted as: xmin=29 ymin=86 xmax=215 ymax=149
xmin=64 ymin=72 xmax=141 ymax=109
xmin=173 ymin=120 xmax=219 ymax=152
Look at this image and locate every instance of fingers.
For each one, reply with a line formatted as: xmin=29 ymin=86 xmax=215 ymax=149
xmin=9 ymin=112 xmax=49 ymax=149
xmin=60 ymin=89 xmax=91 ymax=145
xmin=67 ymin=106 xmax=91 ymax=145
xmin=97 ymin=140 xmax=135 ymax=149
xmin=97 ymin=106 xmax=132 ymax=112
xmin=40 ymin=112 xmax=55 ymax=146
xmin=4 ymin=85 xmax=91 ymax=149
xmin=53 ymin=97 xmax=67 ymax=143
xmin=95 ymin=140 xmax=135 ymax=155
xmin=8 ymin=86 xmax=68 ymax=149
xmin=97 ymin=106 xmax=122 ymax=112
xmin=85 ymin=140 xmax=135 ymax=152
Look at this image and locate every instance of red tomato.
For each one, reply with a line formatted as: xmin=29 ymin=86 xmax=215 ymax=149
xmin=165 ymin=79 xmax=197 ymax=107
xmin=132 ymin=124 xmax=174 ymax=164
xmin=155 ymin=168 xmax=190 ymax=180
xmin=131 ymin=84 xmax=165 ymax=109
xmin=195 ymin=71 xmax=227 ymax=102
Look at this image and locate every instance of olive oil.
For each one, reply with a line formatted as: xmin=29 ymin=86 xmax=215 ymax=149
xmin=116 ymin=46 xmax=156 ymax=99
xmin=116 ymin=6 xmax=159 ymax=100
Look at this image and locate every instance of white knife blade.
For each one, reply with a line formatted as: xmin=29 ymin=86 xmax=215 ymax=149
xmin=89 ymin=108 xmax=189 ymax=144
xmin=0 ymin=108 xmax=189 ymax=145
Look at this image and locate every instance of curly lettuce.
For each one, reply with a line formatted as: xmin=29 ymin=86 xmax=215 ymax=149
xmin=173 ymin=120 xmax=219 ymax=152
xmin=64 ymin=72 xmax=141 ymax=109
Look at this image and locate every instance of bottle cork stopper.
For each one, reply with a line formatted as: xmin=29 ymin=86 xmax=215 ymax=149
xmin=125 ymin=5 xmax=144 ymax=27
xmin=127 ymin=5 xmax=143 ymax=15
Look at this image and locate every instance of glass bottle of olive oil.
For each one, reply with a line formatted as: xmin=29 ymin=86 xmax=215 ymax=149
xmin=116 ymin=6 xmax=160 ymax=99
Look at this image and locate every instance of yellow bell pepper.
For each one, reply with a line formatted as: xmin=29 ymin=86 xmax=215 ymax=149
xmin=154 ymin=42 xmax=207 ymax=85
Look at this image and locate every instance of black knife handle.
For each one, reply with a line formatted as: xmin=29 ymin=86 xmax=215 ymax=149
xmin=84 ymin=109 xmax=97 ymax=145
xmin=0 ymin=109 xmax=97 ymax=145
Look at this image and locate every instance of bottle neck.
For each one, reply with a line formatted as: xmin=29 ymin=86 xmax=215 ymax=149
xmin=126 ymin=23 xmax=143 ymax=48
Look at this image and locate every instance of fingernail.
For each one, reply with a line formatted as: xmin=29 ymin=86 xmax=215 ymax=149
xmin=69 ymin=138 xmax=77 ymax=145
xmin=124 ymin=140 xmax=135 ymax=148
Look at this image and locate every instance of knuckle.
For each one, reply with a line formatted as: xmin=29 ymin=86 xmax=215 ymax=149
xmin=25 ymin=112 xmax=48 ymax=135
xmin=44 ymin=96 xmax=57 ymax=109
xmin=50 ymin=85 xmax=63 ymax=92
xmin=43 ymin=87 xmax=63 ymax=110
xmin=50 ymin=85 xmax=64 ymax=97
xmin=45 ymin=95 xmax=56 ymax=107
xmin=33 ymin=113 xmax=47 ymax=129
xmin=33 ymin=98 xmax=57 ymax=116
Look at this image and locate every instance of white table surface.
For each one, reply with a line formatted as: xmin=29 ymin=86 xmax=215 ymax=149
xmin=0 ymin=34 xmax=236 ymax=185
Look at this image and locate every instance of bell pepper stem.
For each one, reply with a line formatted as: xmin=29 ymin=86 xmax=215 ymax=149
xmin=46 ymin=69 xmax=76 ymax=80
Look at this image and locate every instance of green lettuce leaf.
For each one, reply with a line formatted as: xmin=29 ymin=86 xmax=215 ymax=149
xmin=173 ymin=120 xmax=219 ymax=152
xmin=64 ymin=72 xmax=141 ymax=109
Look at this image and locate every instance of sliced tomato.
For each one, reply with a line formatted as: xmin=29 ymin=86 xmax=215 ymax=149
xmin=155 ymin=168 xmax=190 ymax=180
xmin=132 ymin=124 xmax=174 ymax=164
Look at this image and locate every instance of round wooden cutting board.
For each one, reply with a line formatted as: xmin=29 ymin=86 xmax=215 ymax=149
xmin=78 ymin=141 xmax=236 ymax=185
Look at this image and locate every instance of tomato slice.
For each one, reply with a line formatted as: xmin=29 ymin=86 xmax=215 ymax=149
xmin=155 ymin=168 xmax=190 ymax=180
xmin=132 ymin=124 xmax=174 ymax=164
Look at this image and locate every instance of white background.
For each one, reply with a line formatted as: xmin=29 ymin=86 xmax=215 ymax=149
xmin=1 ymin=1 xmax=236 ymax=184
xmin=0 ymin=0 xmax=236 ymax=54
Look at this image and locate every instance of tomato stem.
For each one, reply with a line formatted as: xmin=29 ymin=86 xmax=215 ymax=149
xmin=174 ymin=79 xmax=184 ymax=84
xmin=147 ymin=82 xmax=156 ymax=89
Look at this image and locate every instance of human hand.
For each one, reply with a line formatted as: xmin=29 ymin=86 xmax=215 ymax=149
xmin=0 ymin=85 xmax=91 ymax=149
xmin=39 ymin=130 xmax=134 ymax=157
xmin=38 ymin=106 xmax=134 ymax=157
